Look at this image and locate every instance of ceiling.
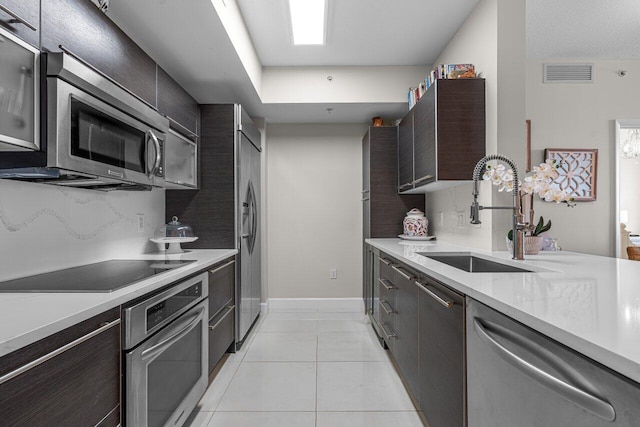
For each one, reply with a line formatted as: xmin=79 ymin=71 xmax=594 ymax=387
xmin=236 ymin=0 xmax=480 ymax=67
xmin=107 ymin=0 xmax=640 ymax=124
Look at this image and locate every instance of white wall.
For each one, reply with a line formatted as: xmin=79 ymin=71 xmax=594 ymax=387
xmin=526 ymin=60 xmax=640 ymax=256
xmin=265 ymin=123 xmax=366 ymax=298
xmin=0 ymin=180 xmax=165 ymax=281
xmin=425 ymin=0 xmax=526 ymax=251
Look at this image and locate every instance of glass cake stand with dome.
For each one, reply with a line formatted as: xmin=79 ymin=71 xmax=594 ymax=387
xmin=151 ymin=216 xmax=198 ymax=253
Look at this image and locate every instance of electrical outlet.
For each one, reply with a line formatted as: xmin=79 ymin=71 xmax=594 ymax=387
xmin=438 ymin=212 xmax=444 ymax=227
xmin=456 ymin=211 xmax=465 ymax=228
xmin=330 ymin=269 xmax=337 ymax=279
xmin=137 ymin=214 xmax=144 ymax=232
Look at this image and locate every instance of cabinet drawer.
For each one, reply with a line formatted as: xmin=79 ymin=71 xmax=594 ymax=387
xmin=0 ymin=308 xmax=121 ymax=426
xmin=208 ymin=257 xmax=235 ymax=320
xmin=378 ymin=255 xmax=395 ymax=281
xmin=208 ymin=305 xmax=235 ymax=374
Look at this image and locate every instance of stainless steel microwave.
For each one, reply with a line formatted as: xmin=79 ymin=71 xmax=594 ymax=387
xmin=0 ymin=52 xmax=170 ymax=190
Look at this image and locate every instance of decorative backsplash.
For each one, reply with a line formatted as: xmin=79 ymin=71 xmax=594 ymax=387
xmin=0 ymin=180 xmax=165 ymax=281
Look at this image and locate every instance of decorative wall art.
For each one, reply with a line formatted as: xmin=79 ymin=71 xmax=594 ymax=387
xmin=545 ymin=148 xmax=598 ymax=201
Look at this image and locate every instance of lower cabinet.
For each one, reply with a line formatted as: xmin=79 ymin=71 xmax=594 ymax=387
xmin=370 ymin=247 xmax=466 ymax=427
xmin=417 ymin=275 xmax=465 ymax=427
xmin=207 ymin=256 xmax=236 ymax=374
xmin=0 ymin=307 xmax=121 ymax=426
xmin=393 ymin=263 xmax=420 ymax=402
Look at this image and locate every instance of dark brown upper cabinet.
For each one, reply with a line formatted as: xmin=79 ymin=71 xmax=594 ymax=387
xmin=157 ymin=66 xmax=200 ymax=138
xmin=41 ymin=0 xmax=157 ymax=107
xmin=398 ymin=78 xmax=486 ymax=193
xmin=0 ymin=0 xmax=39 ymax=47
xmin=362 ymin=126 xmax=424 ymax=239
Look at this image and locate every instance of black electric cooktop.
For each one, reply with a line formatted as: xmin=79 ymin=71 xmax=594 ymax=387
xmin=0 ymin=260 xmax=195 ymax=293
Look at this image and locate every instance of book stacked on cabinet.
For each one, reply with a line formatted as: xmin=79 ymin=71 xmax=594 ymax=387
xmin=408 ymin=63 xmax=476 ymax=109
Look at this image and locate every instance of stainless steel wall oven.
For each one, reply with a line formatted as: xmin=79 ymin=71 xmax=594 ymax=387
xmin=122 ymin=272 xmax=208 ymax=427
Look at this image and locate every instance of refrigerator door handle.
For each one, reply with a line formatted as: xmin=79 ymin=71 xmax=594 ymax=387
xmin=473 ymin=318 xmax=616 ymax=422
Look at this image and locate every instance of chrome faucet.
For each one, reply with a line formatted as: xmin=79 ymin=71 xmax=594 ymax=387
xmin=470 ymin=154 xmax=527 ymax=260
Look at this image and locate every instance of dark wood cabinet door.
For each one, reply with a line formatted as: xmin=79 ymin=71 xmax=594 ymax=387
xmin=0 ymin=0 xmax=39 ymax=47
xmin=435 ymin=79 xmax=486 ymax=180
xmin=0 ymin=307 xmax=121 ymax=426
xmin=208 ymin=257 xmax=236 ymax=321
xmin=392 ymin=264 xmax=420 ymax=402
xmin=413 ymin=86 xmax=436 ymax=185
xmin=41 ymin=0 xmax=157 ymax=106
xmin=397 ymin=112 xmax=414 ymax=191
xmin=367 ymin=126 xmax=424 ymax=238
xmin=418 ymin=276 xmax=465 ymax=427
xmin=158 ymin=66 xmax=200 ymax=137
xmin=208 ymin=305 xmax=235 ymax=374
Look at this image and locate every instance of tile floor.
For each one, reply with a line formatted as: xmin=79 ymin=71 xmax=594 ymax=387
xmin=184 ymin=307 xmax=424 ymax=427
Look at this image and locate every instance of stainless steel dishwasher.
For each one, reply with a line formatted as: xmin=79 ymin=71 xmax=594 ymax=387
xmin=467 ymin=299 xmax=640 ymax=427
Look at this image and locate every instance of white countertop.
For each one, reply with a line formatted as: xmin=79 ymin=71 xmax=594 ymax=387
xmin=366 ymin=238 xmax=640 ymax=384
xmin=0 ymin=249 xmax=237 ymax=358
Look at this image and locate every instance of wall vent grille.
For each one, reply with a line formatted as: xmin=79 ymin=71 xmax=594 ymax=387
xmin=544 ymin=63 xmax=594 ymax=83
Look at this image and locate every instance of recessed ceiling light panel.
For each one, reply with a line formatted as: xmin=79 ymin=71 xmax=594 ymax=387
xmin=288 ymin=0 xmax=326 ymax=45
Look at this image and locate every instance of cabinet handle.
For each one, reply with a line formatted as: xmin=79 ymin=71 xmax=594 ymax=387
xmin=415 ymin=281 xmax=454 ymax=309
xmin=166 ymin=116 xmax=198 ymax=141
xmin=398 ymin=183 xmax=413 ymax=191
xmin=473 ymin=318 xmax=616 ymax=422
xmin=0 ymin=318 xmax=121 ymax=385
xmin=361 ymin=196 xmax=370 ymax=201
xmin=379 ymin=299 xmax=395 ymax=315
xmin=380 ymin=323 xmax=396 ymax=339
xmin=209 ymin=259 xmax=236 ymax=275
xmin=0 ymin=5 xmax=37 ymax=31
xmin=209 ymin=305 xmax=235 ymax=331
xmin=361 ymin=190 xmax=370 ymax=194
xmin=378 ymin=257 xmax=392 ymax=266
xmin=413 ymin=175 xmax=434 ymax=185
xmin=378 ymin=278 xmax=396 ymax=290
xmin=58 ymin=45 xmax=159 ymax=112
xmin=392 ymin=265 xmax=414 ymax=281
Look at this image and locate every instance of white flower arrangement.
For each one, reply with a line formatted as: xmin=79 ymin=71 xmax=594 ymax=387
xmin=483 ymin=159 xmax=576 ymax=207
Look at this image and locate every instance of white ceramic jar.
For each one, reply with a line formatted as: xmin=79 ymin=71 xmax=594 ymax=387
xmin=403 ymin=208 xmax=428 ymax=237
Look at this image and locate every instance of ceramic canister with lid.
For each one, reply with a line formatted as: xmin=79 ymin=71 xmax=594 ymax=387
xmin=403 ymin=208 xmax=428 ymax=237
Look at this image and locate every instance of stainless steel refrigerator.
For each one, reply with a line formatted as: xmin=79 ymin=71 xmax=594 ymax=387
xmin=235 ymin=105 xmax=262 ymax=345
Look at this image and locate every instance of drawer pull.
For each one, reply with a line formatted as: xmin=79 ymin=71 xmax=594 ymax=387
xmin=209 ymin=259 xmax=236 ymax=275
xmin=413 ymin=175 xmax=434 ymax=185
xmin=0 ymin=5 xmax=37 ymax=31
xmin=378 ymin=278 xmax=396 ymax=290
xmin=379 ymin=299 xmax=395 ymax=315
xmin=378 ymin=257 xmax=392 ymax=266
xmin=392 ymin=265 xmax=414 ymax=281
xmin=0 ymin=318 xmax=121 ymax=385
xmin=380 ymin=323 xmax=396 ymax=339
xmin=209 ymin=305 xmax=235 ymax=331
xmin=415 ymin=281 xmax=454 ymax=309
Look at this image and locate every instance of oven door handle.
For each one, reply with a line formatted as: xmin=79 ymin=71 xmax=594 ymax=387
xmin=141 ymin=305 xmax=205 ymax=362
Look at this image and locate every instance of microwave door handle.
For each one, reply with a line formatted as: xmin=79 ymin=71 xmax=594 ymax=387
xmin=146 ymin=130 xmax=162 ymax=177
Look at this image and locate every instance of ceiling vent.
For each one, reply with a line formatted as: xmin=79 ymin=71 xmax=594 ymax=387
xmin=544 ymin=63 xmax=594 ymax=83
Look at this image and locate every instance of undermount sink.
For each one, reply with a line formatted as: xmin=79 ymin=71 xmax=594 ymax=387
xmin=418 ymin=252 xmax=534 ymax=273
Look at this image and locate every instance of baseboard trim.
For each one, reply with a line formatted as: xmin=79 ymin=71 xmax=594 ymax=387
xmin=267 ymin=298 xmax=364 ymax=313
